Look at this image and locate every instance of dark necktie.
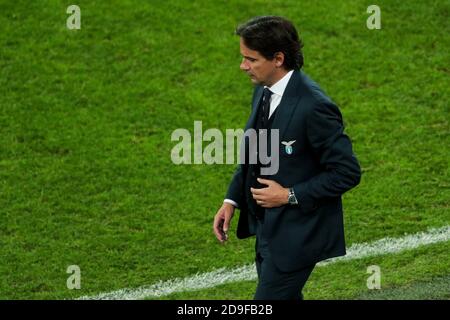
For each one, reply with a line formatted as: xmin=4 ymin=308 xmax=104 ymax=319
xmin=261 ymin=88 xmax=273 ymax=128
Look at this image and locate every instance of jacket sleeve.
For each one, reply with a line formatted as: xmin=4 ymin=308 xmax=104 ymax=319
xmin=225 ymin=165 xmax=245 ymax=207
xmin=293 ymin=101 xmax=361 ymax=213
xmin=224 ymin=86 xmax=262 ymax=207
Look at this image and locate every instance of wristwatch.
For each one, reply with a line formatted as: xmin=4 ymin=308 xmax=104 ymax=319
xmin=288 ymin=187 xmax=298 ymax=205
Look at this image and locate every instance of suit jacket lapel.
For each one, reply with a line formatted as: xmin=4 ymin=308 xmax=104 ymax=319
xmin=242 ymin=70 xmax=304 ymax=152
xmin=270 ymin=70 xmax=303 ymax=139
xmin=264 ymin=72 xmax=303 ymax=217
xmin=244 ymin=87 xmax=263 ymax=131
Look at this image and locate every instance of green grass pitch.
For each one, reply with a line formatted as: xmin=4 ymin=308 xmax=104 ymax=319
xmin=0 ymin=0 xmax=448 ymax=299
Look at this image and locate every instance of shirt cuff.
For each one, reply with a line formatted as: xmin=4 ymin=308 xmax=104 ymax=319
xmin=224 ymin=199 xmax=239 ymax=208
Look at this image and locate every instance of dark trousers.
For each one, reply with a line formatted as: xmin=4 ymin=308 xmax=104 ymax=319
xmin=254 ymin=218 xmax=316 ymax=300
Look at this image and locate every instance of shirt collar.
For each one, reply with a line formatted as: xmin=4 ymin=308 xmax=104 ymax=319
xmin=265 ymin=70 xmax=294 ymax=97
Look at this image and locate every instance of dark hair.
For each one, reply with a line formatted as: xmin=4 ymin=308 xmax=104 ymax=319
xmin=236 ymin=16 xmax=304 ymax=70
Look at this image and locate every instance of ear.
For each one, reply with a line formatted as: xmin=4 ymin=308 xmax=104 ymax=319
xmin=273 ymin=52 xmax=285 ymax=68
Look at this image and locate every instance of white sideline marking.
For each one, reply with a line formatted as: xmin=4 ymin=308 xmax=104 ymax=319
xmin=78 ymin=225 xmax=450 ymax=300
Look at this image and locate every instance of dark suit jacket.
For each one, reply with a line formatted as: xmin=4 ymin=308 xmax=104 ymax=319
xmin=226 ymin=70 xmax=361 ymax=272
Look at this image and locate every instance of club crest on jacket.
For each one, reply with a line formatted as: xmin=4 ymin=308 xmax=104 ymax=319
xmin=282 ymin=140 xmax=296 ymax=155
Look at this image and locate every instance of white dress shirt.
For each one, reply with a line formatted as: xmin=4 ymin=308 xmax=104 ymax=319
xmin=224 ymin=70 xmax=294 ymax=208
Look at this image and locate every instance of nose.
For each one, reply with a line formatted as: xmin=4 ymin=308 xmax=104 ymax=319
xmin=240 ymin=59 xmax=249 ymax=71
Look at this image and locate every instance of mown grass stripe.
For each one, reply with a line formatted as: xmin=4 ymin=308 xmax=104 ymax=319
xmin=78 ymin=225 xmax=450 ymax=300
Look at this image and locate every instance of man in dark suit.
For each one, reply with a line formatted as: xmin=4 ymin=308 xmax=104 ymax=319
xmin=213 ymin=16 xmax=361 ymax=300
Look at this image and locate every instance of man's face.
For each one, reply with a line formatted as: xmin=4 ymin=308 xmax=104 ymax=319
xmin=239 ymin=38 xmax=278 ymax=86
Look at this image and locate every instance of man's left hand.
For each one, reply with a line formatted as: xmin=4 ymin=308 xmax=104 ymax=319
xmin=250 ymin=178 xmax=289 ymax=208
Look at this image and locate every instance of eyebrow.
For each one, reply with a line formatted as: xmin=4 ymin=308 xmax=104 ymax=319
xmin=241 ymin=54 xmax=257 ymax=60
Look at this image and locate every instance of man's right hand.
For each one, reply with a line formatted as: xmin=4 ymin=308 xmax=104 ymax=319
xmin=213 ymin=202 xmax=235 ymax=243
